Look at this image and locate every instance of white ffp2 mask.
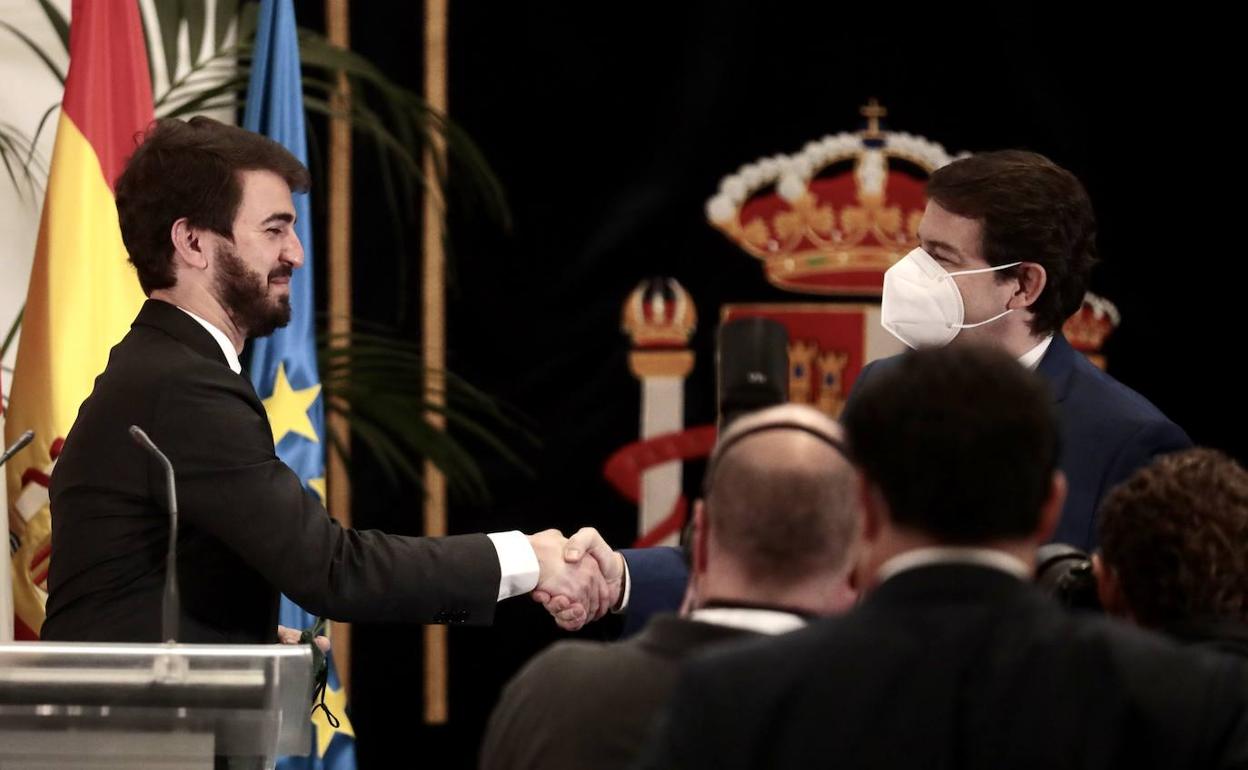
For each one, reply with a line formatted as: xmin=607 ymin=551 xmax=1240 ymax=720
xmin=881 ymin=247 xmax=1021 ymax=348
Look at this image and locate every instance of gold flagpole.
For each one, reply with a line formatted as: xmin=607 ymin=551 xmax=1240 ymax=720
xmin=325 ymin=0 xmax=353 ymax=697
xmin=422 ymin=0 xmax=450 ymax=725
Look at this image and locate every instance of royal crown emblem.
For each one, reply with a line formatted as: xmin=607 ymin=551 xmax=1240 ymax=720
xmin=706 ymin=100 xmax=967 ymax=295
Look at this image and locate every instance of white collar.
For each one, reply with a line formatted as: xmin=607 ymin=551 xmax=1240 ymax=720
xmin=176 ymin=306 xmax=242 ymax=374
xmin=687 ymin=607 xmax=807 ymax=636
xmin=1017 ymin=334 xmax=1055 ymax=371
xmin=877 ymin=546 xmax=1031 ymax=584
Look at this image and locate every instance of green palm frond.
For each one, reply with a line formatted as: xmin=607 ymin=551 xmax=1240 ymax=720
xmin=0 ymin=122 xmax=45 ymax=200
xmin=0 ymin=16 xmax=65 ymax=84
xmin=318 ymin=326 xmax=535 ymax=503
xmin=1 ymin=306 xmax=24 ymax=361
xmin=32 ymin=0 xmax=68 ymax=54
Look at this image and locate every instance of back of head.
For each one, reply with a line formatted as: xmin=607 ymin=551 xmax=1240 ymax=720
xmin=115 ymin=116 xmax=310 ymax=294
xmin=926 ymin=150 xmax=1097 ymax=335
xmin=703 ymin=404 xmax=858 ymax=585
xmin=842 ymin=344 xmax=1059 ymax=543
xmin=1099 ymin=448 xmax=1248 ymax=629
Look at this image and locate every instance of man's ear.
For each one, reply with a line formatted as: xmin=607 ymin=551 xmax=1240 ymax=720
xmin=170 ymin=217 xmax=211 ymax=271
xmin=1008 ymin=262 xmax=1048 ymax=311
xmin=858 ymin=473 xmax=884 ymax=544
xmin=692 ymin=500 xmax=709 ymax=577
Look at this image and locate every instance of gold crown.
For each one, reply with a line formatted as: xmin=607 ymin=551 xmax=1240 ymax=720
xmin=706 ymin=100 xmax=967 ymax=296
xmin=622 ymin=277 xmax=697 ymax=348
xmin=1063 ymin=293 xmax=1120 ymax=357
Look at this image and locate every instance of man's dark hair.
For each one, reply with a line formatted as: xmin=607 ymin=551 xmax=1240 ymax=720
xmin=115 ymin=116 xmax=310 ymax=294
xmin=1099 ymin=448 xmax=1248 ymax=629
xmin=926 ymin=150 xmax=1097 ymax=335
xmin=842 ymin=344 xmax=1060 ymax=542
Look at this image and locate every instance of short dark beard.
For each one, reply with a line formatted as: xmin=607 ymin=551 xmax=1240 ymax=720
xmin=213 ymin=242 xmax=292 ymax=339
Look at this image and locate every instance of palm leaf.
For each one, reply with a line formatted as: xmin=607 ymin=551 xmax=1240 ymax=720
xmin=0 ymin=19 xmax=65 ymax=84
xmin=214 ymin=0 xmax=240 ymax=51
xmin=183 ymin=0 xmax=207 ymax=67
xmin=318 ymin=326 xmax=535 ymax=502
xmin=0 ymin=122 xmax=45 ymax=200
xmin=1 ymin=306 xmax=24 ymax=361
xmin=151 ymin=0 xmax=183 ymax=89
xmin=32 ymin=0 xmax=68 ymax=53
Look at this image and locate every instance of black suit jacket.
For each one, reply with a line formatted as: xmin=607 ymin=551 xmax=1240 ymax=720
xmin=638 ymin=564 xmax=1248 ymax=769
xmin=480 ymin=614 xmax=758 ymax=770
xmin=43 ymin=299 xmax=500 ymax=643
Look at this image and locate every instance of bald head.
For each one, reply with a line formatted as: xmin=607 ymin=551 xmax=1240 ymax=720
xmin=702 ymin=404 xmax=859 ymax=586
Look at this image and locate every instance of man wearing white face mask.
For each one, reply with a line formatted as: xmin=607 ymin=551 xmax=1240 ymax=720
xmin=857 ymin=149 xmax=1191 ymax=550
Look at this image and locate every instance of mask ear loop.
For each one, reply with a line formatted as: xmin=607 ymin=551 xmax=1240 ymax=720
xmin=944 ymin=260 xmax=1023 ymax=278
xmin=951 ymin=308 xmax=1014 ymax=330
xmin=941 ymin=261 xmax=1024 ymax=330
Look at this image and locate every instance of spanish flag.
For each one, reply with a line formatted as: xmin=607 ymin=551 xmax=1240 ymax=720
xmin=4 ymin=0 xmax=152 ymax=640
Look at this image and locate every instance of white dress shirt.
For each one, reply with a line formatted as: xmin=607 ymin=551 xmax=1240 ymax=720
xmin=1017 ymin=334 xmax=1055 ymax=371
xmin=688 ymin=606 xmax=807 ymax=635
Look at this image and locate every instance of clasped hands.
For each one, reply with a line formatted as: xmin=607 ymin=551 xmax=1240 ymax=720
xmin=526 ymin=527 xmax=623 ymax=631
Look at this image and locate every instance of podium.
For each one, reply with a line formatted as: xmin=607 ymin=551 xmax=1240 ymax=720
xmin=0 ymin=641 xmax=313 ymax=770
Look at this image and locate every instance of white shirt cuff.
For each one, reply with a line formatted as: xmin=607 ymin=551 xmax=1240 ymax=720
xmin=488 ymin=530 xmax=540 ymax=601
xmin=612 ymin=555 xmax=633 ymax=613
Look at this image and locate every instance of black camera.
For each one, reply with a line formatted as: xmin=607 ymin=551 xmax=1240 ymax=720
xmin=1035 ymin=543 xmax=1102 ymax=611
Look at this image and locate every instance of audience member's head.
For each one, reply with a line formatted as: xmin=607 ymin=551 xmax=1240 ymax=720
xmin=1095 ymin=448 xmax=1248 ymax=636
xmin=688 ymin=403 xmax=860 ymax=615
xmin=840 ymin=344 xmax=1065 ymax=583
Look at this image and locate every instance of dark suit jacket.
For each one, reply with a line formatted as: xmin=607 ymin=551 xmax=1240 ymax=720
xmin=637 ymin=564 xmax=1248 ymax=770
xmin=480 ymin=614 xmax=758 ymax=770
xmin=1166 ymin=618 xmax=1248 ymax=660
xmin=618 ymin=545 xmax=690 ymax=637
xmin=849 ymin=334 xmax=1191 ymax=549
xmin=43 ymin=299 xmax=500 ymax=643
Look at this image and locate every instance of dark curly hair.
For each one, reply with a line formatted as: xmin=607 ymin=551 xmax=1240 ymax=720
xmin=1098 ymin=448 xmax=1248 ymax=629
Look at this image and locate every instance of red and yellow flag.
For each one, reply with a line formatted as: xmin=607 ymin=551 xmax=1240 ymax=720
xmin=4 ymin=0 xmax=152 ymax=640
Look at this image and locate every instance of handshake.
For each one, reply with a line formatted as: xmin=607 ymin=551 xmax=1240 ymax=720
xmin=526 ymin=528 xmax=625 ymax=631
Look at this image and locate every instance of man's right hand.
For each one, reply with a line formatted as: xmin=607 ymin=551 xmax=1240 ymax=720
xmin=528 ymin=528 xmax=613 ymax=631
xmin=532 ymin=527 xmax=625 ymax=630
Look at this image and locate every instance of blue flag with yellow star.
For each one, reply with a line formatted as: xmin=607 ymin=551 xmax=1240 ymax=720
xmin=244 ymin=0 xmax=356 ymax=767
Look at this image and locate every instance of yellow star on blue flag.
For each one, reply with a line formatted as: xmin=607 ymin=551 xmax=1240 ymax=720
xmin=262 ymin=362 xmax=322 ymax=446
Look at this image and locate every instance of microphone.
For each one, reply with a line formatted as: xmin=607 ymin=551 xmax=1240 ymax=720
xmin=0 ymin=429 xmax=34 ymax=467
xmin=128 ymin=425 xmax=179 ymax=644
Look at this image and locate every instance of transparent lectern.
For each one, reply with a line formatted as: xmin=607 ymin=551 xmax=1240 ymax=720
xmin=0 ymin=641 xmax=313 ymax=770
